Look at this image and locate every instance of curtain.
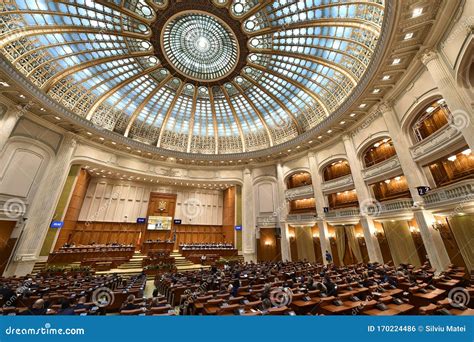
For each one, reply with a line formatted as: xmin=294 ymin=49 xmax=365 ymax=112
xmin=449 ymin=215 xmax=474 ymax=271
xmin=295 ymin=227 xmax=316 ymax=262
xmin=383 ymin=221 xmax=420 ymax=267
xmin=345 ymin=226 xmax=363 ymax=263
xmin=335 ymin=227 xmax=345 ymax=265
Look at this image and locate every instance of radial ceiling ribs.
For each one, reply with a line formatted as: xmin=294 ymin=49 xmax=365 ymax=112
xmin=86 ymin=64 xmax=162 ymax=120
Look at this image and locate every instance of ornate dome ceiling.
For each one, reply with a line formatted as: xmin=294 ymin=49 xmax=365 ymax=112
xmin=0 ymin=0 xmax=386 ymax=156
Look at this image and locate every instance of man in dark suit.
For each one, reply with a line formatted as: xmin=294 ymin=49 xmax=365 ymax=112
xmin=22 ymin=299 xmax=47 ymax=315
xmin=325 ymin=250 xmax=333 ymax=264
xmin=121 ymin=295 xmax=140 ymax=311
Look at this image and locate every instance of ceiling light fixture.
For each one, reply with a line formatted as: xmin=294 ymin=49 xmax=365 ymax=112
xmin=412 ymin=8 xmax=423 ymax=18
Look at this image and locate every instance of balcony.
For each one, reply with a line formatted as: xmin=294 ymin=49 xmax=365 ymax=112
xmin=256 ymin=215 xmax=278 ymax=227
xmin=422 ymin=179 xmax=474 ymax=210
xmin=321 ymin=174 xmax=354 ymax=194
xmin=286 ymin=213 xmax=317 ymax=224
xmin=375 ymin=198 xmax=414 ymax=220
xmin=362 ymin=155 xmax=402 ymax=183
xmin=324 ymin=207 xmax=360 ymax=225
xmin=410 ymin=125 xmax=464 ymax=163
xmin=284 ymin=185 xmax=314 ymax=201
xmin=324 ymin=198 xmax=415 ymax=223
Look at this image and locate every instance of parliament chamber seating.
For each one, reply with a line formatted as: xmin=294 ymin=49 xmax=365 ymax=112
xmin=48 ymin=245 xmax=135 ymax=271
xmin=0 ymin=259 xmax=471 ymax=316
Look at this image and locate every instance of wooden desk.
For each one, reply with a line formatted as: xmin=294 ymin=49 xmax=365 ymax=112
xmin=363 ymin=308 xmax=403 ymax=316
xmin=450 ymin=308 xmax=474 ymax=316
xmin=413 ymin=288 xmax=446 ymax=306
xmin=267 ymin=306 xmax=289 ymax=315
xmin=142 ymin=241 xmax=174 ymax=254
xmin=48 ymin=246 xmax=135 ymax=264
xmin=387 ymin=303 xmax=414 ymax=314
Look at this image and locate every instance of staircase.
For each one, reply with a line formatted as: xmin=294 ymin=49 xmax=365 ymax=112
xmin=95 ymin=252 xmax=145 ymax=276
xmin=31 ymin=261 xmax=47 ymax=275
xmin=171 ymin=250 xmax=209 ymax=272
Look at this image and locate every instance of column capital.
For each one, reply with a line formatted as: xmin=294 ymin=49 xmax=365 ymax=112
xmin=377 ymin=101 xmax=394 ymax=115
xmin=243 ymin=167 xmax=252 ymax=175
xmin=64 ymin=132 xmax=77 ymax=149
xmin=419 ymin=48 xmax=438 ymax=66
xmin=341 ymin=134 xmax=351 ymax=142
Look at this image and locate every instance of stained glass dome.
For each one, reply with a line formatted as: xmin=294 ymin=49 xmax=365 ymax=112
xmin=0 ymin=0 xmax=387 ymax=155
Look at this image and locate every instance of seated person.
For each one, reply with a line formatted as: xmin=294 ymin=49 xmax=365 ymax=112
xmin=121 ymin=294 xmax=140 ymax=311
xmin=57 ymin=299 xmax=75 ymax=315
xmin=22 ymin=299 xmax=47 ymax=315
xmin=74 ymin=296 xmax=90 ymax=310
xmin=323 ymin=276 xmax=337 ymax=296
xmin=149 ymin=297 xmax=166 ymax=308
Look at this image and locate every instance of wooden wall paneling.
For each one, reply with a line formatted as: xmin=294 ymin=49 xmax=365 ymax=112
xmin=354 ymin=223 xmax=370 ymax=263
xmin=222 ymin=187 xmax=236 ymax=244
xmin=373 ymin=221 xmax=393 ymax=264
xmin=0 ymin=221 xmax=17 ymax=275
xmin=288 ymin=226 xmax=298 ymax=261
xmin=327 ymin=225 xmax=341 ymax=266
xmin=54 ymin=168 xmax=91 ymax=250
xmin=257 ymin=228 xmax=279 ymax=262
xmin=311 ymin=226 xmax=323 ymax=263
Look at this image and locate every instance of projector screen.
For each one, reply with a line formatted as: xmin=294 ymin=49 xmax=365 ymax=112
xmin=147 ymin=216 xmax=172 ymax=230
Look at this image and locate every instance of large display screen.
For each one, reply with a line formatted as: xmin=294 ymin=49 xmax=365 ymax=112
xmin=147 ymin=216 xmax=172 ymax=230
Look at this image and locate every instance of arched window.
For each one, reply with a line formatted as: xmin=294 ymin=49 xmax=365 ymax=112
xmin=323 ymin=160 xmax=351 ymax=181
xmin=411 ymin=98 xmax=450 ymax=142
xmin=363 ymin=138 xmax=396 ymax=167
xmin=286 ymin=172 xmax=312 ymax=189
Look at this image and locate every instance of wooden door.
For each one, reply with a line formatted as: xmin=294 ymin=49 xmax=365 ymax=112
xmin=0 ymin=221 xmax=17 ymax=275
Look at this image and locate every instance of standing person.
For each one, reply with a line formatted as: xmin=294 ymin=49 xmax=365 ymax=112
xmin=325 ymin=250 xmax=333 ymax=264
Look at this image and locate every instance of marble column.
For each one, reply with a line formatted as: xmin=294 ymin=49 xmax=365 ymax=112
xmin=413 ymin=209 xmax=451 ymax=273
xmin=276 ymin=162 xmax=291 ymax=261
xmin=307 ymin=152 xmax=331 ymax=264
xmin=0 ymin=105 xmax=23 ymax=153
xmin=342 ymin=134 xmax=384 ymax=263
xmin=421 ymin=49 xmax=474 ymax=150
xmin=242 ymin=168 xmax=256 ymax=262
xmin=6 ymin=133 xmax=77 ymax=276
xmin=380 ymin=102 xmax=430 ymax=204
